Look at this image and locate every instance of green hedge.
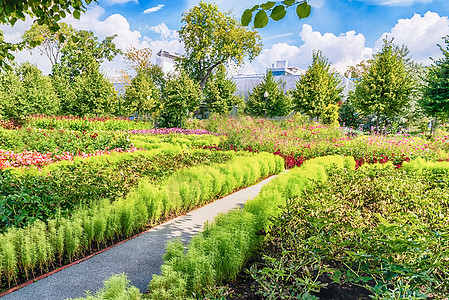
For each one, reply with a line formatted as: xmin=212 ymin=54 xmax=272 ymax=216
xmin=0 ymin=152 xmax=282 ymax=290
xmin=129 ymin=134 xmax=222 ymax=150
xmin=147 ymin=155 xmax=355 ymax=299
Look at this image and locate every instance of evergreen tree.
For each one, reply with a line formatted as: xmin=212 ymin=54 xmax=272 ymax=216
xmin=291 ymin=51 xmax=343 ymax=122
xmin=245 ymin=71 xmax=291 ymax=118
xmin=123 ymin=72 xmax=161 ymax=120
xmin=420 ymin=35 xmax=449 ymax=134
xmin=203 ymin=65 xmax=243 ymax=115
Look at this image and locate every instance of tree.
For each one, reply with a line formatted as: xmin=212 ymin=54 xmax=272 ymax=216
xmin=123 ymin=46 xmax=165 ymax=88
xmin=22 ymin=22 xmax=75 ymax=66
xmin=352 ymin=39 xmax=413 ymax=132
xmin=420 ymin=35 xmax=449 ymax=134
xmin=52 ymin=29 xmax=121 ymax=80
xmin=51 ymin=29 xmax=120 ymax=117
xmin=344 ymin=60 xmax=370 ymax=79
xmin=123 ymin=72 xmax=161 ymax=119
xmin=179 ymin=1 xmax=262 ymax=90
xmin=158 ymin=71 xmax=201 ymax=128
xmin=245 ymin=71 xmax=292 ymax=118
xmin=242 ymin=1 xmax=311 ymax=28
xmin=203 ymin=65 xmax=243 ymax=115
xmin=0 ymin=70 xmax=26 ymax=122
xmin=17 ymin=62 xmax=60 ymax=116
xmin=291 ymin=51 xmax=343 ymax=121
xmin=0 ymin=0 xmax=95 ymax=70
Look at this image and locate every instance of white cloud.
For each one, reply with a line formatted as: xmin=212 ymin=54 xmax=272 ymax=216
xmin=360 ymin=0 xmax=432 ymax=6
xmin=144 ymin=4 xmax=164 ymax=14
xmin=375 ymin=11 xmax=449 ymax=64
xmin=251 ymin=24 xmax=372 ymax=74
xmin=147 ymin=23 xmax=179 ymax=40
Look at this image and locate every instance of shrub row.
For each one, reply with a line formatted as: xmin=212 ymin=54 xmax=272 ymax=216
xmin=1 ymin=147 xmax=234 ymax=232
xmin=146 ymin=155 xmax=355 ymax=299
xmin=129 ymin=134 xmax=223 ymax=151
xmin=0 ymin=152 xmax=282 ymax=291
xmin=0 ymin=128 xmax=131 ymax=154
xmin=24 ymin=115 xmax=151 ymax=132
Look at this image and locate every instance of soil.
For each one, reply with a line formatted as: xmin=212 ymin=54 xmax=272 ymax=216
xmin=223 ymin=249 xmax=373 ymax=300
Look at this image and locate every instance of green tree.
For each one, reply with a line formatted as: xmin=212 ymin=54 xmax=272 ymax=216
xmin=420 ymin=35 xmax=449 ymax=134
xmin=123 ymin=72 xmax=161 ymax=119
xmin=242 ymin=1 xmax=311 ymax=28
xmin=179 ymin=1 xmax=262 ymax=89
xmin=158 ymin=71 xmax=201 ymax=128
xmin=352 ymin=39 xmax=413 ymax=132
xmin=245 ymin=71 xmax=292 ymax=118
xmin=68 ymin=66 xmax=117 ymax=117
xmin=203 ymin=65 xmax=243 ymax=115
xmin=22 ymin=22 xmax=75 ymax=66
xmin=51 ymin=29 xmax=120 ymax=117
xmin=123 ymin=46 xmax=165 ymax=88
xmin=17 ymin=62 xmax=60 ymax=116
xmin=291 ymin=51 xmax=343 ymax=121
xmin=0 ymin=0 xmax=94 ymax=70
xmin=0 ymin=70 xmax=26 ymax=122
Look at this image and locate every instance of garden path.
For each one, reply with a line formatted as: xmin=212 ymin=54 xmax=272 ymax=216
xmin=1 ymin=174 xmax=279 ymax=300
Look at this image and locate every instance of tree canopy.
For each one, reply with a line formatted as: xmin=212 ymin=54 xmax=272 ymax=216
xmin=291 ymin=51 xmax=343 ymax=121
xmin=179 ymin=1 xmax=262 ymax=90
xmin=352 ymin=39 xmax=413 ymax=132
xmin=420 ymin=35 xmax=449 ymax=133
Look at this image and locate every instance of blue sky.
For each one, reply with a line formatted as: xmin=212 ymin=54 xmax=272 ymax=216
xmin=1 ymin=0 xmax=449 ymax=76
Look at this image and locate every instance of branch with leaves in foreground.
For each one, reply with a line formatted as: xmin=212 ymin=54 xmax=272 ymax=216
xmin=242 ymin=1 xmax=311 ymax=28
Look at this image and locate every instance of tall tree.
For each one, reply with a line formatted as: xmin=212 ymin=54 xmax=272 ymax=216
xmin=242 ymin=1 xmax=311 ymax=28
xmin=352 ymin=39 xmax=413 ymax=132
xmin=203 ymin=65 xmax=243 ymax=115
xmin=123 ymin=46 xmax=165 ymax=88
xmin=22 ymin=22 xmax=75 ymax=66
xmin=245 ymin=71 xmax=292 ymax=118
xmin=291 ymin=51 xmax=343 ymax=121
xmin=179 ymin=1 xmax=262 ymax=90
xmin=420 ymin=35 xmax=449 ymax=134
xmin=158 ymin=71 xmax=201 ymax=128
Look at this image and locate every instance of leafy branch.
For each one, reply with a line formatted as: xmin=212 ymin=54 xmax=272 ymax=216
xmin=241 ymin=0 xmax=311 ymax=28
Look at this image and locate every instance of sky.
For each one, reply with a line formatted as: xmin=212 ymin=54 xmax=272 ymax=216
xmin=1 ymin=0 xmax=449 ymax=78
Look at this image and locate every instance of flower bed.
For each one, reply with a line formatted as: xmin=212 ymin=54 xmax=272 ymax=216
xmin=130 ymin=128 xmax=220 ymax=135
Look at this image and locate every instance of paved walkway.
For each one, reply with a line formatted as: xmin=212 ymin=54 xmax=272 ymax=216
xmin=1 ymin=175 xmax=278 ymax=300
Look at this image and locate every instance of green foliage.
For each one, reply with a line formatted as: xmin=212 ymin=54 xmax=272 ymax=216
xmin=241 ymin=1 xmax=311 ymax=28
xmin=123 ymin=71 xmax=161 ymax=118
xmin=420 ymin=35 xmax=449 ymax=133
xmin=352 ymin=39 xmax=413 ymax=131
xmin=321 ymin=103 xmax=339 ymax=126
xmin=203 ymin=65 xmax=243 ymax=115
xmin=245 ymin=71 xmax=292 ymax=118
xmin=0 ymin=151 xmax=281 ymax=289
xmin=71 ymin=273 xmax=142 ymax=300
xmin=148 ymin=155 xmax=346 ymax=298
xmin=291 ymin=51 xmax=343 ymax=121
xmin=17 ymin=62 xmax=60 ymax=116
xmin=158 ymin=71 xmax=201 ymax=128
xmin=0 ymin=69 xmax=26 ymax=122
xmin=22 ymin=22 xmax=75 ymax=66
xmin=179 ymin=1 xmax=262 ymax=89
xmin=250 ymin=164 xmax=449 ymax=298
xmin=339 ymin=94 xmax=361 ymax=128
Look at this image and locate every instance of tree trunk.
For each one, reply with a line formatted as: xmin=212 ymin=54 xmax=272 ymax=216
xmin=376 ymin=111 xmax=380 ymax=134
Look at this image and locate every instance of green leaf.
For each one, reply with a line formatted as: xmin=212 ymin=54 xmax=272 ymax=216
xmin=283 ymin=0 xmax=296 ymax=5
xmin=270 ymin=5 xmax=286 ymax=21
xmin=296 ymin=2 xmax=311 ymax=19
xmin=260 ymin=1 xmax=276 ymax=10
xmin=254 ymin=10 xmax=269 ymax=28
xmin=241 ymin=9 xmax=253 ymax=26
xmin=250 ymin=5 xmax=260 ymax=11
xmin=73 ymin=10 xmax=81 ymax=20
xmin=71 ymin=35 xmax=79 ymax=43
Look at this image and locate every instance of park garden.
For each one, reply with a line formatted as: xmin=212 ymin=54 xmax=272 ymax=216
xmin=0 ymin=0 xmax=449 ymax=299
